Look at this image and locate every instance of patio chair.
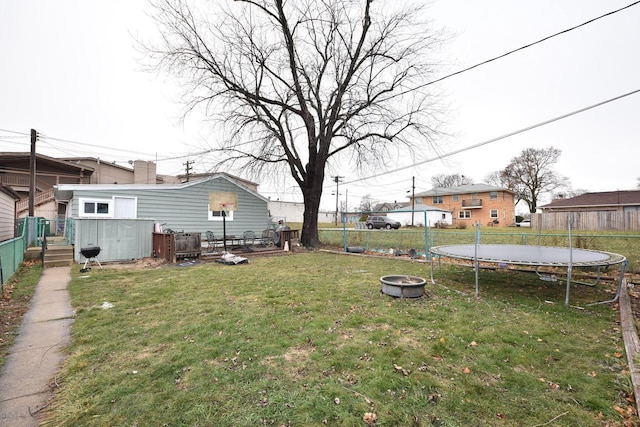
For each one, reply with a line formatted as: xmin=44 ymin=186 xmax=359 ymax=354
xmin=205 ymin=231 xmax=218 ymax=253
xmin=242 ymin=230 xmax=256 ymax=251
xmin=260 ymin=229 xmax=275 ymax=247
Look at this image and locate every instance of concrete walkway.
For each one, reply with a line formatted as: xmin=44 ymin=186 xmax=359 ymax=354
xmin=0 ymin=267 xmax=74 ymax=427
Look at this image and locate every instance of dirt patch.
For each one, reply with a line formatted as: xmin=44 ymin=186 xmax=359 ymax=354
xmin=100 ymin=257 xmax=169 ymax=270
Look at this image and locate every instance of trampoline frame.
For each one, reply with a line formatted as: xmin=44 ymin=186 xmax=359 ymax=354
xmin=429 ymin=242 xmax=627 ymax=307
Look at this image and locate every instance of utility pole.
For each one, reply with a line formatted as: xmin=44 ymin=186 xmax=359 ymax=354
xmin=332 ymin=175 xmax=344 ymax=225
xmin=407 ymin=176 xmax=415 ymax=227
xmin=29 ymin=129 xmax=38 ymax=217
xmin=345 ymin=188 xmax=348 ymax=217
xmin=184 ymin=160 xmax=192 ymax=182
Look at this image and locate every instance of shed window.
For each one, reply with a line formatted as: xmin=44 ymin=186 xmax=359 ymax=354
xmin=80 ymin=199 xmax=113 ymax=218
xmin=208 ymin=204 xmax=234 ymax=221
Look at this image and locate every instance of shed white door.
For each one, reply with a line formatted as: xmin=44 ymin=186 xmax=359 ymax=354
xmin=114 ymin=197 xmax=137 ymax=219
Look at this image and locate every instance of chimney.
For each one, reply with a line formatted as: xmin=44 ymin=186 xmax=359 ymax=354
xmin=134 ymin=160 xmax=157 ymax=184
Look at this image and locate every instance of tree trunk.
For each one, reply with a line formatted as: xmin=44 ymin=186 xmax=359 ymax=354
xmin=301 ymin=189 xmax=321 ymax=248
xmin=300 ymin=164 xmax=325 ymax=248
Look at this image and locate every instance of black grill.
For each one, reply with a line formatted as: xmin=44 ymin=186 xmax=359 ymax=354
xmin=80 ymin=246 xmax=101 ymax=259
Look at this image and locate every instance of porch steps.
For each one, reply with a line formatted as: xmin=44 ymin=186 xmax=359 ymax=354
xmin=43 ymin=245 xmax=74 ymax=268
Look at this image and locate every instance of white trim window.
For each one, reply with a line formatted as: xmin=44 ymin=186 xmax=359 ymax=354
xmin=490 ymin=209 xmax=499 ymax=218
xmin=458 ymin=210 xmax=471 ymax=219
xmin=208 ymin=204 xmax=234 ymax=221
xmin=79 ymin=198 xmax=113 ymax=218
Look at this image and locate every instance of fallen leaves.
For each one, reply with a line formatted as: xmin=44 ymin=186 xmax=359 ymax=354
xmin=393 ymin=364 xmax=410 ymax=376
xmin=613 ymin=404 xmax=637 ymax=417
xmin=363 ymin=412 xmax=377 ymax=425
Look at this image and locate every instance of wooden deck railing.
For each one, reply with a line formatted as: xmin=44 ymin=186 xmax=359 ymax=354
xmin=16 ymin=189 xmax=55 ymax=214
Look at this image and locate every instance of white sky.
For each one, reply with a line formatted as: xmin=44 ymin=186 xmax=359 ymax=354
xmin=1 ymin=0 xmax=639 ymax=213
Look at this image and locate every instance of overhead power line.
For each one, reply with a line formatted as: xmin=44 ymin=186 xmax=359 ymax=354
xmin=39 ymin=134 xmax=158 ymax=159
xmin=0 ymin=128 xmax=29 ymax=136
xmin=2 ymin=2 xmax=638 ymax=180
xmin=405 ymin=0 xmax=640 ymax=95
xmin=343 ymin=88 xmax=640 ymax=185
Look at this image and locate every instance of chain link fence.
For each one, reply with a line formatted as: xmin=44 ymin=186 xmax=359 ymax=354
xmin=319 ymin=226 xmax=640 ymax=281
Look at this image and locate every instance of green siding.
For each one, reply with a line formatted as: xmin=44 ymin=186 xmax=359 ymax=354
xmin=67 ymin=177 xmax=270 ymax=238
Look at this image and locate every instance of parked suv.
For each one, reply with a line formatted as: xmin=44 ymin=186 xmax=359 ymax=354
xmin=365 ymin=215 xmax=401 ymax=230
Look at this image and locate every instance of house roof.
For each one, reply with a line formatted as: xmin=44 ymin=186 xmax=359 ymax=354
xmin=372 ymin=201 xmax=410 ymax=212
xmin=539 ymin=189 xmax=640 ymax=210
xmin=0 ymin=184 xmax=21 ymax=200
xmin=172 ymin=171 xmax=258 ymax=187
xmin=414 ymin=183 xmax=514 ymax=197
xmin=389 ymin=204 xmax=451 ymax=213
xmin=54 ymin=174 xmax=269 ymax=203
xmin=60 ymin=156 xmax=134 ymax=173
xmin=0 ymin=152 xmax=95 ymax=174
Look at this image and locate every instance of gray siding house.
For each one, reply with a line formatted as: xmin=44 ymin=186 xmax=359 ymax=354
xmin=54 ymin=175 xmax=270 ymax=261
xmin=0 ymin=185 xmax=20 ymax=241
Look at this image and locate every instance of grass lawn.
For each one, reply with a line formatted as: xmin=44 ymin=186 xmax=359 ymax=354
xmin=44 ymin=252 xmax=636 ymax=426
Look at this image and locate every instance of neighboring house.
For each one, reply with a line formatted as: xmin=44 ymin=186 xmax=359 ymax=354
xmin=266 ymin=200 xmax=340 ymax=224
xmin=268 ymin=200 xmax=304 ymax=223
xmin=412 ymin=184 xmax=516 ymax=227
xmin=537 ymin=189 xmax=640 ymax=231
xmin=372 ymin=201 xmax=410 ymax=212
xmin=61 ymin=157 xmax=161 ymax=185
xmin=386 ymin=201 xmax=452 ymax=227
xmin=539 ymin=190 xmax=640 ymax=213
xmin=0 ymin=185 xmax=20 ymax=241
xmin=0 ymin=153 xmax=158 ymax=220
xmin=319 ymin=210 xmax=336 ymax=223
xmin=0 ymin=152 xmax=95 ymax=219
xmin=54 ymin=175 xmax=270 ymax=262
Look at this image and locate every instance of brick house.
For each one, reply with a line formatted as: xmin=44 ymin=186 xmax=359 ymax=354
xmin=411 ymin=184 xmax=516 ymax=227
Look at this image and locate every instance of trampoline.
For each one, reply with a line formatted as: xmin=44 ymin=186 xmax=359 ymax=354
xmin=429 ymin=244 xmax=627 ymax=306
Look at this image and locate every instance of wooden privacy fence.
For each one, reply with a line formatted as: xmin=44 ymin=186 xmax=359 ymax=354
xmin=533 ymin=211 xmax=640 ymax=231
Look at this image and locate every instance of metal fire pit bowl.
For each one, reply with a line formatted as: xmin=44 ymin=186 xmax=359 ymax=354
xmin=380 ymin=275 xmax=426 ymax=298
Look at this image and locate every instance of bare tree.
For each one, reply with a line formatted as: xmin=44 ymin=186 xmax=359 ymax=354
xmin=145 ymin=0 xmax=444 ymax=247
xmin=552 ymin=188 xmax=587 ymax=200
xmin=483 ymin=171 xmax=508 ymax=187
xmin=431 ymin=173 xmax=472 ymax=188
xmin=500 ymin=147 xmax=568 ymax=213
xmin=358 ymin=194 xmax=373 ymax=213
